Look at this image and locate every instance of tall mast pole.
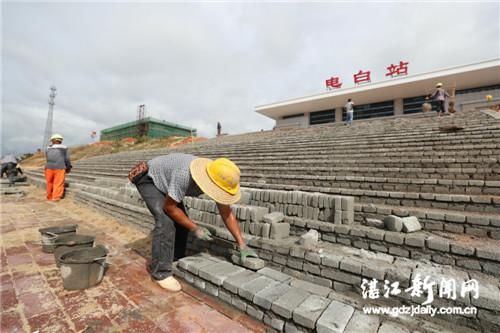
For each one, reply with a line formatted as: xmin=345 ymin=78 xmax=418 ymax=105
xmin=42 ymin=86 xmax=57 ymax=148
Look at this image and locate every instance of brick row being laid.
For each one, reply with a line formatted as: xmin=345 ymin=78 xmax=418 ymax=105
xmin=174 ymin=253 xmax=485 ymax=333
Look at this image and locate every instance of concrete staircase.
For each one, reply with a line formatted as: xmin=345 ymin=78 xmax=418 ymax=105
xmin=25 ymin=109 xmax=500 ymax=332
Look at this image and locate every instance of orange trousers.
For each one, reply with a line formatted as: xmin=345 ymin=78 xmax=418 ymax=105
xmin=45 ymin=169 xmax=66 ymax=200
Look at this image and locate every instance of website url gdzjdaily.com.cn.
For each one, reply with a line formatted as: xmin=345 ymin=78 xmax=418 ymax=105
xmin=363 ymin=305 xmax=477 ymax=317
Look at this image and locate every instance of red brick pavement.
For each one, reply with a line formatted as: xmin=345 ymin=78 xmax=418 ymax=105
xmin=1 ymin=188 xmax=267 ymax=332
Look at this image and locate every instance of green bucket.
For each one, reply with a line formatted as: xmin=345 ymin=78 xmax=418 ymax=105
xmin=53 ymin=234 xmax=95 ymax=266
xmin=38 ymin=224 xmax=78 ymax=253
xmin=59 ymin=245 xmax=108 ymax=290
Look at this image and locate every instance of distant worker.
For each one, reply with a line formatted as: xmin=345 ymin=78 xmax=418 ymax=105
xmin=128 ymin=153 xmax=258 ymax=292
xmin=1 ymin=154 xmax=24 ymax=184
xmin=344 ymin=98 xmax=355 ymax=126
xmin=1 ymin=154 xmax=18 ymax=177
xmin=217 ymin=121 xmax=222 ymax=136
xmin=45 ymin=134 xmax=72 ymax=201
xmin=428 ymin=83 xmax=450 ymax=117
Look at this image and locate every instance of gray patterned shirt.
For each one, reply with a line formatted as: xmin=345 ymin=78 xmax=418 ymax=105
xmin=147 ymin=153 xmax=203 ymax=202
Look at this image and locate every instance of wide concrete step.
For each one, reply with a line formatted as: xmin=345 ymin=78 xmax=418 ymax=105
xmin=70 ymin=165 xmax=500 ymax=195
xmin=75 ymin=136 xmax=500 ymax=163
xmin=241 ymin=181 xmax=500 ymax=214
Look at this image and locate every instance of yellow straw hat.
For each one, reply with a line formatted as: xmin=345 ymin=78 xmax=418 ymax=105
xmin=190 ymin=157 xmax=241 ymax=205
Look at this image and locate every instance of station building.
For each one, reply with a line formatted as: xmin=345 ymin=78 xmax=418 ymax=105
xmin=256 ymin=59 xmax=500 ymax=128
xmin=100 ymin=117 xmax=196 ymax=141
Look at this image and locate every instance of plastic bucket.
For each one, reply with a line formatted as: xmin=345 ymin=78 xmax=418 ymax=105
xmin=53 ymin=234 xmax=95 ymax=266
xmin=59 ymin=245 xmax=108 ymax=290
xmin=38 ymin=224 xmax=78 ymax=253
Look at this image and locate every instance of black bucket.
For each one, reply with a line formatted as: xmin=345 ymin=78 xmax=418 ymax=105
xmin=53 ymin=234 xmax=95 ymax=266
xmin=38 ymin=224 xmax=78 ymax=253
xmin=59 ymin=245 xmax=108 ymax=290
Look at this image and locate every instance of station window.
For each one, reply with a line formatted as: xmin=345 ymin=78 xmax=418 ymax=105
xmin=343 ymin=100 xmax=394 ymax=121
xmin=282 ymin=113 xmax=305 ymax=119
xmin=456 ymin=84 xmax=500 ymax=95
xmin=403 ymin=96 xmax=439 ymax=114
xmin=310 ymin=109 xmax=335 ymax=125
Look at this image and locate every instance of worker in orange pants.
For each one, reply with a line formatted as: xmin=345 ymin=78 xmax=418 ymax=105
xmin=45 ymin=134 xmax=72 ymax=201
xmin=45 ymin=168 xmax=66 ymax=200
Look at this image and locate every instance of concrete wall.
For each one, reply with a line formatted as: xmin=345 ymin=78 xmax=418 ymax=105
xmin=276 ymin=114 xmax=309 ymax=129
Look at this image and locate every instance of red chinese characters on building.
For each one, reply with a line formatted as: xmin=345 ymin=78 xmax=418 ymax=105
xmin=325 ymin=76 xmax=342 ymax=89
xmin=386 ymin=61 xmax=409 ymax=77
xmin=353 ymin=70 xmax=371 ymax=84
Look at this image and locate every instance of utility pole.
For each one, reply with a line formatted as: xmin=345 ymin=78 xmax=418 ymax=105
xmin=42 ymin=86 xmax=57 ymax=149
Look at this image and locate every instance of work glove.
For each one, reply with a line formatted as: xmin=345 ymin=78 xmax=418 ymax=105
xmin=238 ymin=245 xmax=259 ymax=261
xmin=193 ymin=226 xmax=213 ymax=241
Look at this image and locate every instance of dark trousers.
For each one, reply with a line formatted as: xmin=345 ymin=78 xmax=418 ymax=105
xmin=437 ymin=100 xmax=445 ymax=113
xmin=135 ymin=173 xmax=189 ymax=280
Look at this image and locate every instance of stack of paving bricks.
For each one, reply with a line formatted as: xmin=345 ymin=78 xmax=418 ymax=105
xmin=173 ymin=253 xmax=481 ymax=333
xmin=24 ymin=108 xmax=500 ymax=332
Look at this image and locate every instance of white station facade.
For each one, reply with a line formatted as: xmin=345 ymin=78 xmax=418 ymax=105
xmin=256 ymin=59 xmax=500 ymax=128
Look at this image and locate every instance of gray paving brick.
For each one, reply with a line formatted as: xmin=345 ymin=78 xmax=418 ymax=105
xmin=384 ymin=232 xmax=405 ymax=244
xmin=341 ymin=197 xmax=354 ymax=211
xmin=263 ymin=312 xmax=285 ymax=331
xmin=284 ymin=321 xmax=307 ymax=333
xmin=246 ymin=303 xmax=264 ymax=320
xmin=321 ymin=268 xmax=361 ymax=285
xmin=445 ymin=213 xmax=466 ymax=223
xmin=270 ymin=222 xmax=290 ymax=239
xmin=238 ymin=275 xmax=278 ymax=301
xmin=263 ymin=211 xmax=285 ymax=224
xmin=198 ymin=261 xmax=245 ymax=286
xmin=401 ymin=216 xmax=422 ymax=233
xmin=340 ymin=259 xmax=363 ymax=274
xmin=304 ymin=251 xmax=322 ymax=264
xmin=450 ymin=244 xmax=475 ymax=256
xmin=361 ymin=262 xmax=388 ymax=280
xmin=222 ymin=270 xmax=260 ymax=294
xmin=218 ymin=288 xmax=232 ymax=304
xmin=178 ymin=255 xmax=218 ymax=275
xmin=231 ymin=296 xmax=247 ymax=312
xmin=467 ymin=215 xmax=490 ymax=226
xmin=254 ymin=282 xmax=291 ymax=310
xmin=344 ymin=311 xmax=380 ymax=333
xmin=426 ymin=236 xmax=450 ymax=252
xmin=205 ymin=282 xmax=219 ymax=297
xmin=383 ymin=215 xmax=403 ymax=232
xmin=290 ymin=279 xmax=331 ymax=297
xmin=476 ymin=247 xmax=500 ymax=261
xmin=287 ymin=257 xmax=304 ymax=270
xmin=316 ymin=300 xmax=355 ymax=333
xmin=405 ymin=234 xmax=426 ymax=248
xmin=290 ymin=246 xmax=306 ymax=258
xmin=365 ymin=218 xmax=384 ymax=229
xmin=271 ymin=288 xmax=310 ymax=319
xmin=257 ymin=267 xmax=292 ymax=282
xmin=322 ymin=253 xmax=343 ymax=268
xmin=366 ymin=228 xmax=385 ymax=240
xmin=293 ymin=294 xmax=331 ymax=329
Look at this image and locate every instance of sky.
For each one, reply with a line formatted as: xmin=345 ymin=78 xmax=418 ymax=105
xmin=2 ymin=1 xmax=499 ymax=155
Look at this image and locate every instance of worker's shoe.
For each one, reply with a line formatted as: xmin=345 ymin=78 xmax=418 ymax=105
xmin=156 ymin=276 xmax=181 ymax=292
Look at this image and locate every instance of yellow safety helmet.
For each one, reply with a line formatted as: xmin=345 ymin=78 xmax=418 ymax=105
xmin=50 ymin=134 xmax=63 ymax=141
xmin=436 ymin=83 xmax=443 ymax=87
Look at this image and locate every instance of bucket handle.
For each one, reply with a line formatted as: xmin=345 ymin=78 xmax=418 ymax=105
xmin=43 ymin=231 xmax=59 ymax=239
